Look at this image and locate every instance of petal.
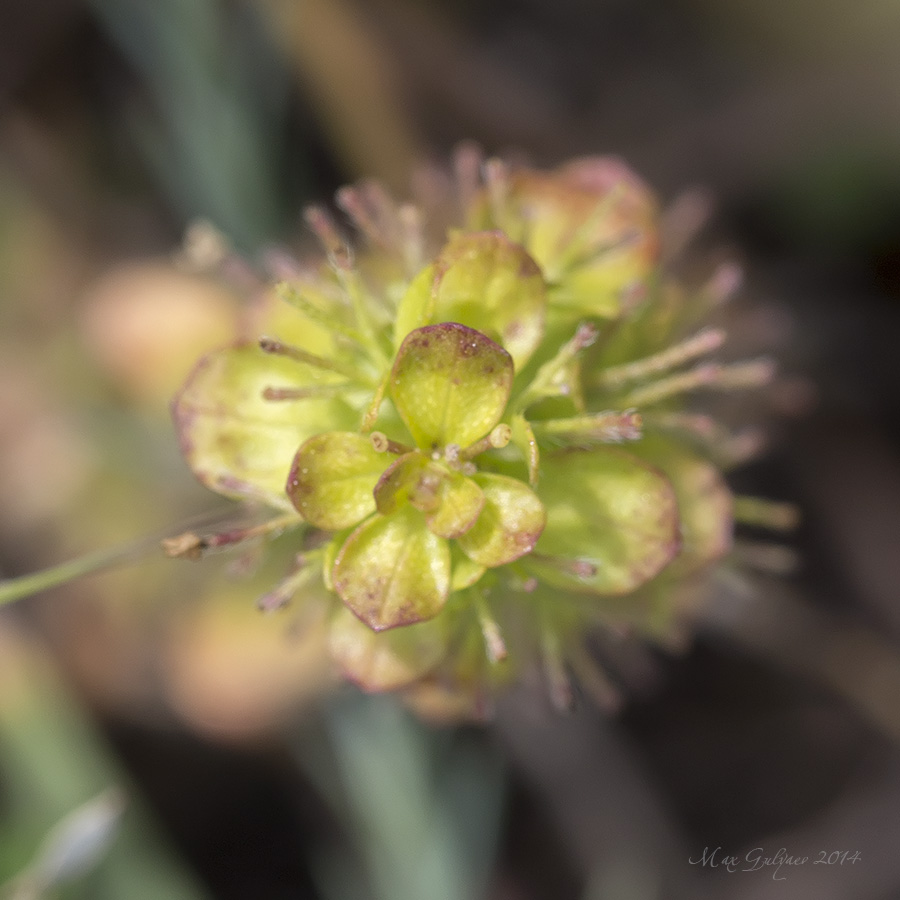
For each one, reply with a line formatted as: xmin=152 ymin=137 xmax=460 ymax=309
xmin=630 ymin=435 xmax=733 ymax=576
xmin=531 ymin=447 xmax=679 ymax=594
xmin=450 ymin=552 xmax=486 ymax=591
xmin=373 ymin=454 xmax=483 ymax=537
xmin=457 ymin=473 xmax=546 ymax=567
xmin=390 ymin=323 xmax=513 ymax=450
xmin=327 ymin=604 xmax=448 ymax=692
xmin=332 ymin=507 xmax=451 ymax=630
xmin=425 ymin=470 xmax=485 ymax=539
xmin=393 ymin=266 xmax=432 ymax=350
xmin=396 ymin=232 xmax=547 ymax=369
xmin=373 ymin=452 xmax=440 ymax=515
xmin=286 ymin=432 xmax=386 ymax=530
xmin=468 ymin=162 xmax=658 ymax=319
xmin=173 ymin=343 xmax=354 ymax=508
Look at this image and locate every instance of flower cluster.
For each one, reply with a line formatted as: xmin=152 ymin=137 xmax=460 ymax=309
xmin=168 ymin=147 xmax=788 ymax=718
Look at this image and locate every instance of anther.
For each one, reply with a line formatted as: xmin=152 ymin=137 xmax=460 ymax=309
xmin=370 ymin=432 xmax=411 ymax=455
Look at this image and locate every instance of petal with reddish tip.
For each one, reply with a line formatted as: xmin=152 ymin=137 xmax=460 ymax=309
xmin=396 ymin=232 xmax=547 ymax=369
xmin=630 ymin=434 xmax=733 ymax=576
xmin=373 ymin=452 xmax=441 ymax=516
xmin=286 ymin=432 xmax=386 ymax=530
xmin=327 ymin=605 xmax=448 ymax=692
xmin=173 ymin=343 xmax=353 ymax=509
xmin=531 ymin=447 xmax=679 ymax=594
xmin=457 ymin=473 xmax=546 ymax=567
xmin=425 ymin=470 xmax=485 ymax=539
xmin=333 ymin=508 xmax=451 ymax=630
xmin=390 ymin=323 xmax=513 ymax=450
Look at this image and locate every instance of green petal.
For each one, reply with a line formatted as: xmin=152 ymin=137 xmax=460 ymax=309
xmin=332 ymin=507 xmax=451 ymax=630
xmin=393 ymin=265 xmax=433 ymax=348
xmin=373 ymin=455 xmax=484 ymax=537
xmin=286 ymin=432 xmax=385 ymax=530
xmin=450 ymin=552 xmax=486 ymax=591
xmin=173 ymin=343 xmax=353 ymax=509
xmin=425 ymin=470 xmax=485 ymax=539
xmin=469 ymin=162 xmax=658 ymax=319
xmin=631 ymin=435 xmax=733 ymax=576
xmin=390 ymin=323 xmax=513 ymax=450
xmin=396 ymin=232 xmax=547 ymax=369
xmin=457 ymin=473 xmax=546 ymax=567
xmin=327 ymin=605 xmax=447 ymax=692
xmin=531 ymin=447 xmax=679 ymax=594
xmin=374 ymin=452 xmax=441 ymax=516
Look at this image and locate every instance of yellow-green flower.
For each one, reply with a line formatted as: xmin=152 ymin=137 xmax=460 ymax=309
xmin=168 ymin=148 xmax=788 ymax=718
xmin=285 ymin=323 xmax=545 ymax=631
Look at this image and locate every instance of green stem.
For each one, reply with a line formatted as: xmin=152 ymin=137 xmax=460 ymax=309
xmin=0 ymin=544 xmax=146 ymax=607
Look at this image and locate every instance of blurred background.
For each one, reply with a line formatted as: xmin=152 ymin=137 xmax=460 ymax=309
xmin=2 ymin=0 xmax=900 ymax=897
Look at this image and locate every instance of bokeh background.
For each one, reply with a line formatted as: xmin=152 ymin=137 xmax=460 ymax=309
xmin=2 ymin=1 xmax=900 ymax=898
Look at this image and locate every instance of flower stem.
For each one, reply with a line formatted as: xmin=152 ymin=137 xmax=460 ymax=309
xmin=0 ymin=545 xmax=147 ymax=607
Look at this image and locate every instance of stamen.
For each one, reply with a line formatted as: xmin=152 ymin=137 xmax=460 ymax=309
xmin=512 ymin=322 xmax=599 ymax=412
xmin=332 ymin=257 xmax=391 ymax=367
xmin=721 ymin=428 xmax=767 ymax=467
xmin=453 ymin=141 xmax=484 ymax=217
xmin=732 ymin=539 xmax=800 ymax=575
xmin=262 ymin=384 xmax=349 ymax=401
xmin=643 ymin=413 xmax=766 ymax=467
xmin=369 ymin=432 xmax=412 ymax=455
xmin=257 ymin=555 xmax=319 ymax=613
xmin=597 ymin=327 xmax=726 ymax=387
xmin=360 ymin=373 xmax=388 ymax=433
xmin=557 ymin=227 xmax=642 ymax=275
xmin=162 ymin=514 xmax=303 ymax=560
xmin=541 ymin=629 xmax=574 ymax=712
xmin=620 ymin=363 xmax=717 ymax=406
xmin=361 ymin=180 xmax=402 ymax=246
xmin=275 ymin=282 xmax=368 ymax=348
xmin=620 ymin=357 xmax=774 ymax=406
xmin=733 ymin=496 xmax=800 ymax=531
xmin=659 ymin=187 xmax=715 ymax=265
xmin=258 ymin=336 xmax=367 ymax=383
xmin=397 ymin=203 xmax=425 ymax=275
xmin=713 ymin=358 xmax=776 ymax=388
xmin=702 ymin=260 xmax=743 ymax=307
xmin=484 ymin=157 xmax=511 ymax=228
xmin=642 ymin=411 xmax=720 ymax=440
xmin=490 ymin=423 xmax=512 ymax=448
xmin=458 ymin=424 xmax=512 ymax=461
xmin=444 ymin=443 xmax=461 ymax=463
xmin=336 ymin=184 xmax=391 ymax=251
xmin=549 ymin=185 xmax=632 ymax=275
xmin=261 ymin=247 xmax=303 ymax=281
xmin=510 ymin=414 xmax=540 ymax=487
xmin=530 ymin=553 xmax=597 ymax=579
xmin=533 ymin=410 xmax=642 ymax=445
xmin=303 ymin=205 xmax=352 ymax=271
xmin=569 ymin=644 xmax=623 ymax=714
xmin=476 ymin=597 xmax=508 ymax=664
